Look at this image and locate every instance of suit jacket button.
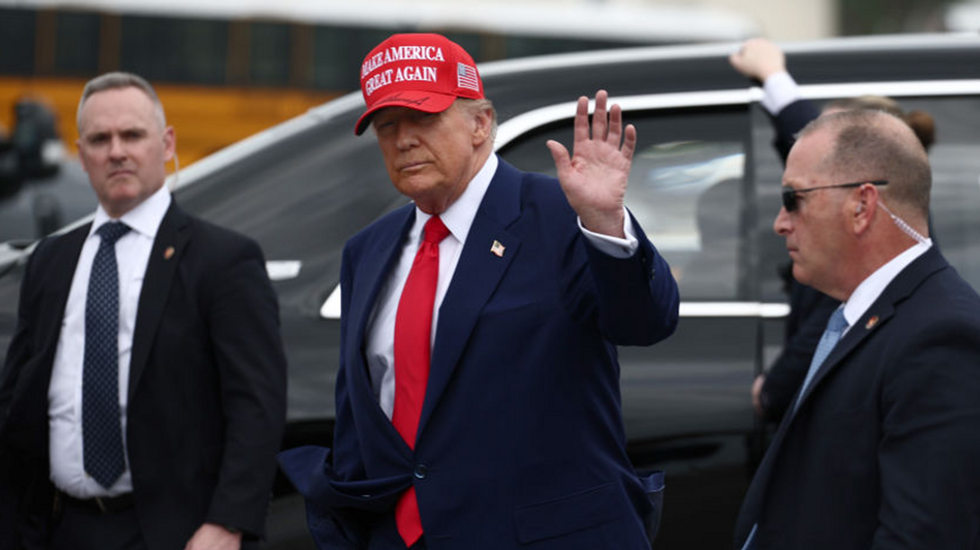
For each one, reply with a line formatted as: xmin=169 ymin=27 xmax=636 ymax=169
xmin=414 ymin=464 xmax=428 ymax=479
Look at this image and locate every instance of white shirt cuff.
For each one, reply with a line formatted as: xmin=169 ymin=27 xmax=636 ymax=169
xmin=578 ymin=207 xmax=639 ymax=259
xmin=761 ymin=71 xmax=803 ymax=115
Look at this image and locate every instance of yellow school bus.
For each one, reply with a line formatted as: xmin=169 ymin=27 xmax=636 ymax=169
xmin=0 ymin=0 xmax=757 ymax=166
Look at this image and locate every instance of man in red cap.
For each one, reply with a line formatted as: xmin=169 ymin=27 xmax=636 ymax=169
xmin=280 ymin=33 xmax=679 ymax=550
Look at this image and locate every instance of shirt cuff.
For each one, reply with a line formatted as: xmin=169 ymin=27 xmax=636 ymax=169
xmin=761 ymin=71 xmax=802 ymax=115
xmin=578 ymin=207 xmax=639 ymax=259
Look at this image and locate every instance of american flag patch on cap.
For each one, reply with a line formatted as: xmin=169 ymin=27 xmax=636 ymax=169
xmin=457 ymin=63 xmax=480 ymax=92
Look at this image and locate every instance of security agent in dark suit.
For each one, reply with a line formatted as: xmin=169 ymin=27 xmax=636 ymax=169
xmin=0 ymin=73 xmax=288 ymax=550
xmin=730 ymin=38 xmax=940 ymax=423
xmin=734 ymin=109 xmax=980 ymax=549
xmin=279 ymin=34 xmax=679 ymax=549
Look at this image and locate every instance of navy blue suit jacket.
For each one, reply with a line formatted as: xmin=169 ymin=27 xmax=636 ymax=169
xmin=280 ymin=160 xmax=679 ymax=549
xmin=734 ymin=247 xmax=980 ymax=549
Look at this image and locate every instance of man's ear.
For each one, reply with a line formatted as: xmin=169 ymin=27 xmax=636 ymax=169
xmin=852 ymin=183 xmax=878 ymax=234
xmin=163 ymin=126 xmax=176 ymax=162
xmin=472 ymin=108 xmax=493 ymax=146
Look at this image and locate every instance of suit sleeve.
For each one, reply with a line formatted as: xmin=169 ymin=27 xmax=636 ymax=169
xmin=579 ymin=209 xmax=679 ymax=346
xmin=772 ymin=99 xmax=821 ymax=162
xmin=0 ymin=256 xmax=36 ymax=432
xmin=873 ymin=319 xmax=980 ymax=548
xmin=0 ymin=239 xmax=52 ymax=546
xmin=200 ymin=237 xmax=288 ymax=536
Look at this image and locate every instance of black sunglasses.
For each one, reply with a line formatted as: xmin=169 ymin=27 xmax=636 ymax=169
xmin=781 ymin=180 xmax=889 ymax=212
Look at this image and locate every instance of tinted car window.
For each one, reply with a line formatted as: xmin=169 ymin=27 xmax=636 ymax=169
xmin=500 ymin=106 xmax=753 ymax=300
xmin=911 ymin=96 xmax=980 ymax=285
xmin=751 ymin=95 xmax=980 ymax=298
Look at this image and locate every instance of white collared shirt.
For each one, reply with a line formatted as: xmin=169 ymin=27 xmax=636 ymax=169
xmin=841 ymin=240 xmax=933 ymax=336
xmin=48 ymin=184 xmax=172 ymax=498
xmin=365 ymin=153 xmax=638 ymax=418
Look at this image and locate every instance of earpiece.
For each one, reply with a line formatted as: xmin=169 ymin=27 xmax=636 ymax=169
xmin=856 ymin=203 xmax=865 ymax=214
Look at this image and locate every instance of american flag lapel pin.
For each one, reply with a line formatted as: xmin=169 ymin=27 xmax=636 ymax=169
xmin=164 ymin=246 xmax=176 ymax=260
xmin=490 ymin=240 xmax=505 ymax=258
xmin=865 ymin=315 xmax=879 ymax=330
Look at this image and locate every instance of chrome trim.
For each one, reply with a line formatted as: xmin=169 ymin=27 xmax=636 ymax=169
xmin=481 ymin=33 xmax=980 ymax=77
xmin=320 ymin=284 xmax=342 ymax=320
xmin=493 ymin=79 xmax=980 ymax=150
xmin=319 ymin=284 xmax=789 ymax=321
xmin=679 ymin=302 xmax=790 ymax=318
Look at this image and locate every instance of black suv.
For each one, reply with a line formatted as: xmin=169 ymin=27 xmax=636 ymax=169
xmin=2 ymin=34 xmax=980 ymax=549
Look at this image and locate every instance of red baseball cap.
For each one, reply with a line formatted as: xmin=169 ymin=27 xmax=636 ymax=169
xmin=355 ymin=33 xmax=485 ymax=135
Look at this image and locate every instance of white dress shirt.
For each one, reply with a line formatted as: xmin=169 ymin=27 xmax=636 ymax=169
xmin=840 ymin=239 xmax=933 ymax=336
xmin=48 ymin=185 xmax=171 ymax=498
xmin=365 ymin=153 xmax=639 ymax=418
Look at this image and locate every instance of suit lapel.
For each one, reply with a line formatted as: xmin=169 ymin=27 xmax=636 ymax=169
xmin=348 ymin=207 xmax=415 ymax=372
xmin=128 ymin=203 xmax=191 ymax=400
xmin=417 ymin=161 xmax=523 ymax=438
xmin=789 ymin=247 xmax=947 ymax=421
xmin=347 ymin=207 xmax=417 ymax=452
xmin=789 ymin=305 xmax=894 ymax=418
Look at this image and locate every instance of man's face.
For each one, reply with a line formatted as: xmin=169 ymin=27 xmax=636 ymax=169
xmin=773 ymin=131 xmax=849 ymax=295
xmin=77 ymin=86 xmax=174 ymax=218
xmin=372 ymin=101 xmax=490 ymax=214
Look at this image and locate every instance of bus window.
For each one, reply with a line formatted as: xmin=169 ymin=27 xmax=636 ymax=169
xmin=0 ymin=8 xmax=35 ymax=75
xmin=120 ymin=16 xmax=227 ymax=85
xmin=250 ymin=22 xmax=290 ymax=86
xmin=55 ymin=12 xmax=100 ymax=76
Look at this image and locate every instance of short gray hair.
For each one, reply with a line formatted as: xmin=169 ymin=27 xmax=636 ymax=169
xmin=459 ymin=98 xmax=497 ymax=143
xmin=77 ymin=72 xmax=167 ymax=129
xmin=800 ymin=109 xmax=932 ymax=220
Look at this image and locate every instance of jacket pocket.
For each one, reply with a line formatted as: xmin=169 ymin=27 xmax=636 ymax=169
xmin=514 ymin=482 xmax=626 ymax=544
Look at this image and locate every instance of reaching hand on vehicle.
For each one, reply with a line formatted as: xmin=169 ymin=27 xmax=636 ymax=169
xmin=729 ymin=38 xmax=787 ymax=82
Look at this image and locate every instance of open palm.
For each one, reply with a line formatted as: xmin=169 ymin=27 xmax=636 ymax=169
xmin=547 ymin=89 xmax=636 ymax=237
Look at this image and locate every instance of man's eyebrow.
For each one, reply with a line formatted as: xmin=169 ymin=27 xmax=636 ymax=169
xmin=83 ymin=130 xmax=110 ymax=141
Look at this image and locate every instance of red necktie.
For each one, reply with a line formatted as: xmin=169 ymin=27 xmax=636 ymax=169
xmin=393 ymin=215 xmax=450 ymax=547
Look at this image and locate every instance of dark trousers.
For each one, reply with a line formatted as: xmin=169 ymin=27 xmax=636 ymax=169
xmin=49 ymin=502 xmax=145 ymax=550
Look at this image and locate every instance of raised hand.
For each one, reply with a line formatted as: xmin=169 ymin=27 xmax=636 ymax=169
xmin=546 ymin=90 xmax=636 ymax=238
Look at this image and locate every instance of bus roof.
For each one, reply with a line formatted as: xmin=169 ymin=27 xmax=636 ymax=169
xmin=1 ymin=0 xmax=761 ymax=43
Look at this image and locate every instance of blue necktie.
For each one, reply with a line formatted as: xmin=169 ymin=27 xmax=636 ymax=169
xmin=794 ymin=307 xmax=848 ymax=413
xmin=83 ymin=221 xmax=131 ymax=489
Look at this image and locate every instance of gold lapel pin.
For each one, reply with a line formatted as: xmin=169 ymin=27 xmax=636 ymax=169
xmin=490 ymin=240 xmax=506 ymax=258
xmin=164 ymin=246 xmax=175 ymax=260
xmin=865 ymin=315 xmax=879 ymax=330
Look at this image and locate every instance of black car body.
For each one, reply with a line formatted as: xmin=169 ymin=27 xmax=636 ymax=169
xmin=2 ymin=34 xmax=980 ymax=549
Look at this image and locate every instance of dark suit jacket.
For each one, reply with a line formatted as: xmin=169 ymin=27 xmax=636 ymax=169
xmin=0 ymin=201 xmax=288 ymax=550
xmin=734 ymin=247 xmax=980 ymax=549
xmin=280 ymin=160 xmax=679 ymax=549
